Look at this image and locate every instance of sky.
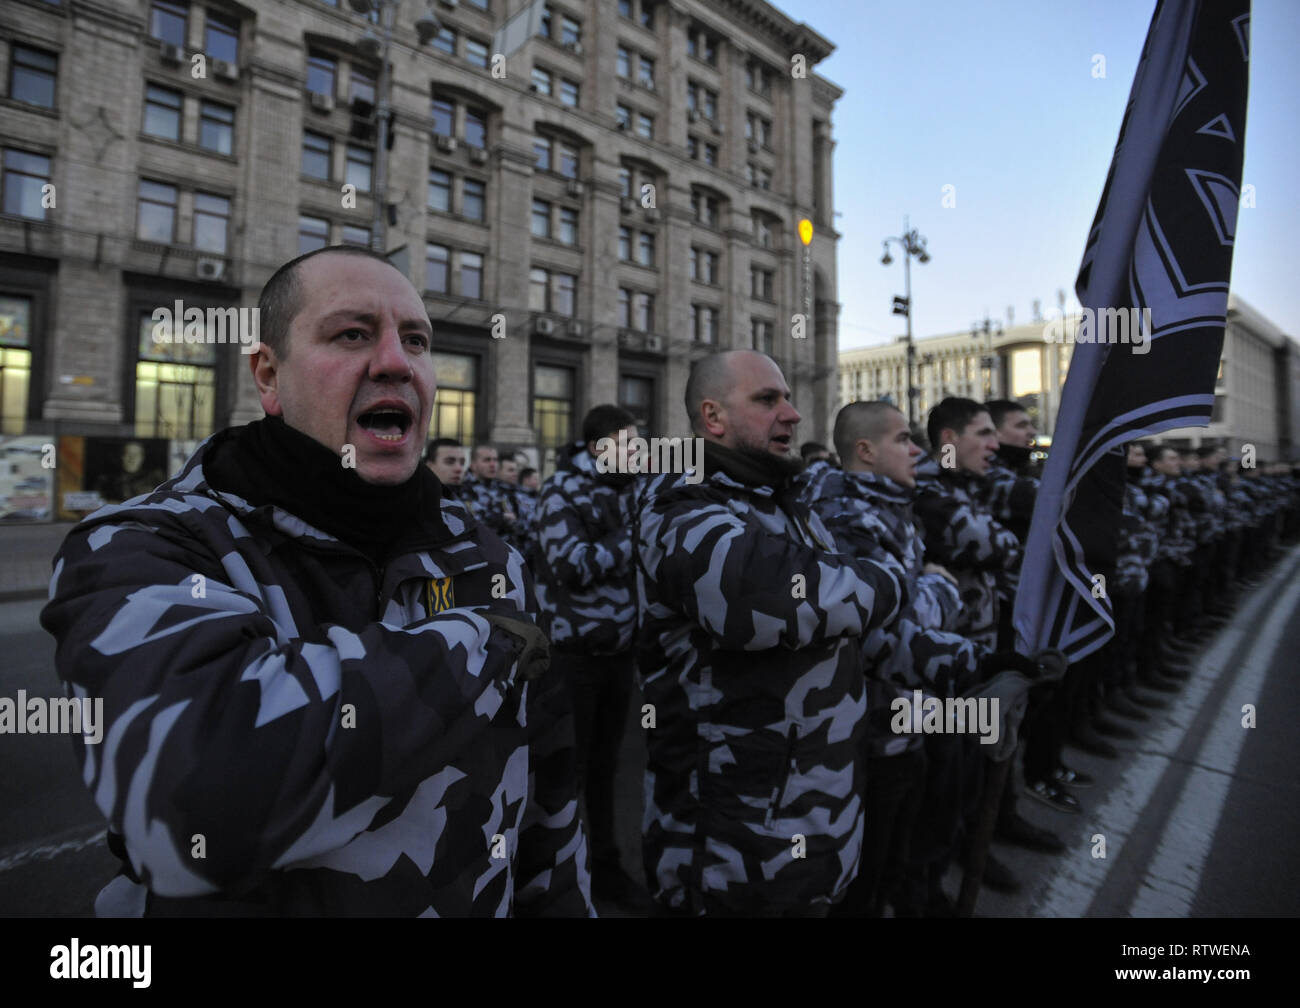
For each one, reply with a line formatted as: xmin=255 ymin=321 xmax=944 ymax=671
xmin=777 ymin=0 xmax=1299 ymax=349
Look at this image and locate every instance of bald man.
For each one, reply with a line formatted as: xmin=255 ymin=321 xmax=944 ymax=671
xmin=632 ymin=350 xmax=906 ymax=917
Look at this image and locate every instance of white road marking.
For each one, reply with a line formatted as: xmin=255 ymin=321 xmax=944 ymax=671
xmin=1030 ymin=545 xmax=1300 ymax=916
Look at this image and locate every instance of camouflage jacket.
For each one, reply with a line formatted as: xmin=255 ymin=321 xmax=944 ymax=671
xmin=980 ymin=456 xmax=1038 ymax=606
xmin=1141 ymin=471 xmax=1195 ymax=565
xmin=797 ymin=467 xmax=980 ymax=757
xmin=913 ymin=456 xmax=1022 ymax=651
xmin=461 ymin=473 xmax=517 ymax=542
xmin=40 ymin=432 xmax=593 ymax=918
xmin=534 ymin=443 xmax=637 ymax=654
xmin=1116 ymin=479 xmax=1160 ymax=591
xmin=632 ymin=449 xmax=905 ymax=915
xmin=1184 ymin=472 xmax=1225 ymax=545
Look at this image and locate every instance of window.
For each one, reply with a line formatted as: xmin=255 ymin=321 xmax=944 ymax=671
xmin=752 ymin=318 xmax=774 ymax=354
xmin=619 ymin=289 xmax=653 ymax=331
xmin=531 ymin=199 xmax=551 ymax=238
xmin=427 ymin=168 xmax=451 ymax=211
xmin=10 ymin=46 xmax=57 ymax=109
xmin=307 ymin=52 xmax=336 ymax=97
xmin=137 ymin=179 xmax=177 ymax=242
xmin=533 ymin=135 xmax=552 ymax=172
xmin=302 ymin=132 xmax=331 ymax=179
xmin=703 ymin=141 xmax=717 ymax=166
xmin=530 ymin=268 xmax=576 ymax=316
xmin=143 ymin=84 xmax=182 ymax=141
xmin=350 ymin=67 xmax=375 ymax=106
xmin=204 ymin=11 xmax=239 ymax=63
xmin=193 ymin=192 xmax=229 ymax=253
xmin=615 ymin=104 xmax=631 ymax=131
xmin=2 ymin=149 xmax=50 ymax=220
xmin=639 ymin=3 xmax=656 ymax=30
xmin=460 ymin=251 xmax=483 ymax=299
xmin=559 ymin=78 xmax=580 ymax=108
xmin=637 ymin=231 xmax=655 ymax=267
xmin=432 ymin=26 xmax=457 ymax=56
xmin=751 ymin=266 xmax=774 ymax=301
xmin=198 ymin=101 xmax=234 ymax=155
xmin=618 ymin=374 xmax=654 ymax=435
xmin=532 ymin=66 xmax=552 ymax=96
xmin=298 ymin=214 xmax=328 ymax=253
xmin=618 ymin=0 xmax=632 ymax=17
xmin=692 ymin=190 xmax=718 ymax=227
xmin=692 ymin=304 xmax=718 ymax=344
xmin=637 ymin=55 xmax=655 ymax=89
xmin=558 ymin=142 xmax=579 ymax=178
xmin=687 ymin=82 xmax=717 ymax=121
xmin=753 ymin=213 xmax=774 ymax=248
xmin=557 ymin=206 xmax=578 ymax=245
xmin=634 ymin=113 xmax=653 ymax=140
xmin=429 ymin=351 xmax=478 ymax=445
xmin=150 ymin=1 xmax=187 ymax=47
xmin=135 ymin=313 xmax=216 ymax=440
xmin=560 ymin=14 xmax=581 ymax=47
xmin=687 ymin=23 xmax=718 ymax=66
xmin=618 ymin=227 xmax=632 ymax=261
xmin=690 ymin=246 xmax=719 ymax=284
xmin=746 ymin=59 xmax=773 ymax=98
xmin=746 ymin=111 xmax=772 ymax=147
xmin=465 ymin=38 xmax=489 ymax=69
xmin=431 ymin=97 xmax=453 ymax=136
xmin=345 ymin=144 xmax=373 ymax=191
xmin=0 ymin=295 xmax=32 ymax=434
xmin=533 ymin=363 xmax=575 ymax=474
xmin=464 ymin=108 xmax=486 ymax=148
xmin=425 ymin=243 xmax=449 ymax=293
xmin=748 ymin=163 xmax=772 ymax=190
xmin=341 ymin=225 xmax=370 ymax=247
xmin=617 ymin=47 xmax=631 ymax=80
xmin=462 ymin=178 xmax=485 ymax=221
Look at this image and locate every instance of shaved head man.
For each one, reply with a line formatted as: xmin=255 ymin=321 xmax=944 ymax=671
xmin=684 ymin=349 xmax=803 ymax=476
xmin=833 ymin=401 xmax=923 ymax=489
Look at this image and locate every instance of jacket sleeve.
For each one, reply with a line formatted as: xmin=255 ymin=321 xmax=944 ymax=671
xmin=637 ymin=486 xmax=903 ymax=651
xmin=537 ymin=482 xmax=630 ymax=590
xmin=982 ymin=470 xmax=1038 ymax=527
xmin=39 ymin=508 xmax=545 ymax=901
xmin=915 ymin=489 xmax=1022 ymax=573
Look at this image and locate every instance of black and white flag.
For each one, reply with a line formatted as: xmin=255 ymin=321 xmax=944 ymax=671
xmin=1015 ymin=0 xmax=1250 ymax=661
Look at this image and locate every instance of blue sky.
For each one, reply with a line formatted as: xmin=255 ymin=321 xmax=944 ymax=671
xmin=778 ymin=0 xmax=1298 ymax=348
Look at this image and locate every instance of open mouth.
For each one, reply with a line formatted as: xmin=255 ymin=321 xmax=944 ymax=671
xmin=355 ymin=404 xmax=414 ymax=443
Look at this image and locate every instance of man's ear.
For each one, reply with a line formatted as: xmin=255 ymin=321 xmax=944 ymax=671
xmin=857 ymin=438 xmax=874 ymax=465
xmin=250 ymin=344 xmax=283 ymax=416
xmin=700 ymin=398 xmax=725 ymax=439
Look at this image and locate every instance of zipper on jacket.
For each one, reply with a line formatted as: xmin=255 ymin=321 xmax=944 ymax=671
xmin=764 ymin=724 xmax=800 ymax=830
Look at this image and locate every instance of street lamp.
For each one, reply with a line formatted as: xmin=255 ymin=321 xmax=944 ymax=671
xmin=881 ymin=216 xmax=930 ymax=426
xmin=347 ymin=1 xmax=441 ymax=255
xmin=970 ymin=312 xmax=1004 ymax=400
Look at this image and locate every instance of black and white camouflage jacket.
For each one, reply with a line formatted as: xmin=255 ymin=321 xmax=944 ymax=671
xmin=632 ymin=449 xmax=905 ymax=915
xmin=533 ymin=442 xmax=637 ymax=654
xmin=797 ymin=466 xmax=980 ymax=758
xmin=40 ymin=433 xmax=594 ymax=918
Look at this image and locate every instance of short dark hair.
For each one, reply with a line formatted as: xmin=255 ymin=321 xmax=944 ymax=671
xmin=426 ymin=437 xmax=462 ymax=462
xmin=1148 ymin=444 xmax=1177 ymax=465
xmin=832 ymin=401 xmax=900 ymax=460
xmin=984 ymin=399 xmax=1027 ymax=429
xmin=800 ymin=441 xmax=829 ymax=461
xmin=1196 ymin=444 xmax=1221 ymax=459
xmin=519 ymin=467 xmax=537 ymax=482
xmin=257 ymin=245 xmax=399 ymax=360
xmin=927 ymin=397 xmax=986 ymax=452
xmin=582 ymin=404 xmax=635 ymax=445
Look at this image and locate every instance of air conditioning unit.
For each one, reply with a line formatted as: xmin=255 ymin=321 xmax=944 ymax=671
xmin=617 ymin=329 xmax=635 ymax=348
xmin=567 ymin=320 xmax=585 ymax=337
xmin=469 ymin=147 xmax=487 ymax=164
xmin=213 ymin=59 xmax=239 ymax=82
xmin=196 ymin=257 xmax=226 ymax=281
xmin=564 ymin=41 xmax=583 ymax=56
xmin=616 ymin=120 xmax=628 ymax=132
xmin=566 ymin=179 xmax=582 ymax=197
xmin=309 ymin=91 xmax=335 ymax=113
xmin=619 ymin=197 xmax=634 ymax=214
xmin=435 ymin=134 xmax=457 ymax=153
xmin=643 ymin=207 xmax=659 ymax=223
xmin=533 ymin=317 xmax=555 ymax=336
xmin=645 ymin=334 xmax=664 ymax=352
xmin=159 ymin=42 xmax=184 ymax=65
xmin=711 ymin=121 xmax=723 ymax=136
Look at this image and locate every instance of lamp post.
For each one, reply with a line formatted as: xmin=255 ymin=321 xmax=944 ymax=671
xmin=881 ymin=216 xmax=930 ymax=426
xmin=349 ymin=1 xmax=441 ymax=255
xmin=970 ymin=312 xmax=1004 ymax=400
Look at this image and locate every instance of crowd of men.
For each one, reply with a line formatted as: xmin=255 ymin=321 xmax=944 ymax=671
xmin=41 ymin=248 xmax=1300 ymax=917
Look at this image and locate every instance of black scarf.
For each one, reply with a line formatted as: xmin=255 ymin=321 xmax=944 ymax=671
xmin=703 ymin=439 xmax=803 ymax=490
xmin=203 ymin=416 xmax=449 ymax=565
xmin=995 ymin=441 xmax=1032 ymax=473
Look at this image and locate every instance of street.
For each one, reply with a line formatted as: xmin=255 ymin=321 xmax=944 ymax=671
xmin=1 ymin=543 xmax=1298 ymax=917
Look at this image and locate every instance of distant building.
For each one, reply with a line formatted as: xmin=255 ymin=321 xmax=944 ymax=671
xmin=1 ymin=0 xmax=842 ymax=475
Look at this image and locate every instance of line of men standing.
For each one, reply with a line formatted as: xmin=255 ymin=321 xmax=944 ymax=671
xmin=426 ymin=350 xmax=1299 ymax=917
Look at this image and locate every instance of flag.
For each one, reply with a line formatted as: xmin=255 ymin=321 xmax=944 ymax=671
xmin=1014 ymin=0 xmax=1250 ymax=661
